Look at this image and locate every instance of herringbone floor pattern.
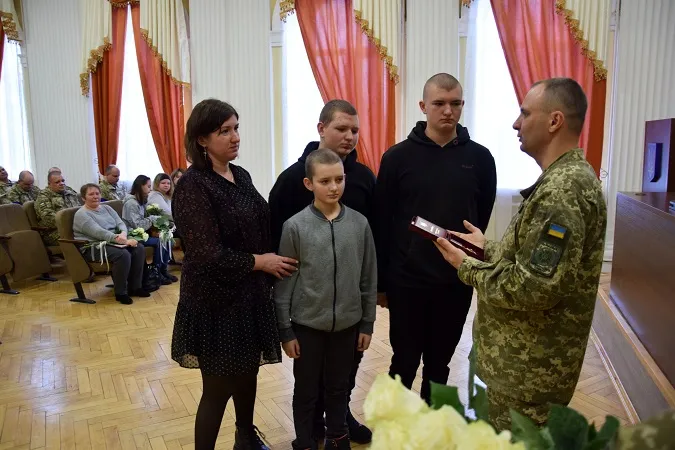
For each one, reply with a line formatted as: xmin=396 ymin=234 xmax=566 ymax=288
xmin=0 ymin=261 xmax=628 ymax=449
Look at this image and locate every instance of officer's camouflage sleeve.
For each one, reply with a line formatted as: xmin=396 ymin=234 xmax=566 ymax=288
xmin=6 ymin=187 xmax=20 ymax=204
xmin=458 ymin=188 xmax=588 ymax=311
xmin=99 ymin=182 xmax=111 ymax=200
xmin=483 ymin=239 xmax=500 ymax=263
xmin=35 ymin=194 xmax=57 ymax=229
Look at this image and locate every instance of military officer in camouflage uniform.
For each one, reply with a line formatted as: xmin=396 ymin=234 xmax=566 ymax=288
xmin=35 ymin=170 xmax=83 ymax=246
xmin=434 ymin=78 xmax=607 ymax=431
xmin=47 ymin=166 xmax=79 ymax=198
xmin=6 ymin=171 xmax=41 ymax=204
xmin=0 ymin=166 xmax=14 ymax=205
xmin=99 ymin=164 xmax=127 ymax=200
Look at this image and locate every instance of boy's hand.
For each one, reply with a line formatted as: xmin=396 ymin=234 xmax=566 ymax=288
xmin=357 ymin=333 xmax=372 ymax=352
xmin=282 ymin=339 xmax=301 ymax=359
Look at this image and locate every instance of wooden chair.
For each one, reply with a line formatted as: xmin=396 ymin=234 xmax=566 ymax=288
xmin=0 ymin=204 xmax=56 ymax=295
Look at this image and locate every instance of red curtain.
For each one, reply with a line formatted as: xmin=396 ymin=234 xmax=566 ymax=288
xmin=490 ymin=0 xmax=605 ymax=176
xmin=91 ymin=6 xmax=128 ymax=176
xmin=131 ymin=4 xmax=186 ymax=174
xmin=295 ymin=0 xmax=396 ymax=174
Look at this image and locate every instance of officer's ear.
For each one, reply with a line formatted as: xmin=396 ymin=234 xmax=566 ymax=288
xmin=549 ymin=111 xmax=565 ymax=133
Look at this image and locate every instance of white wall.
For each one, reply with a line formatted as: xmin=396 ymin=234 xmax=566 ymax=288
xmin=190 ymin=0 xmax=275 ymax=197
xmin=22 ymin=0 xmax=96 ymax=191
xmin=402 ymin=0 xmax=460 ymax=134
xmin=604 ymin=0 xmax=675 ymax=259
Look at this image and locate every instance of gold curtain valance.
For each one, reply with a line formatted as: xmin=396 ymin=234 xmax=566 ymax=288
xmin=0 ymin=0 xmax=23 ymax=42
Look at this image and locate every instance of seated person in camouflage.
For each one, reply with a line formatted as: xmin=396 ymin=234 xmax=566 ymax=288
xmin=433 ymin=78 xmax=607 ymax=431
xmin=0 ymin=166 xmax=14 ymax=205
xmin=99 ymin=165 xmax=127 ymax=201
xmin=48 ymin=166 xmax=79 ymax=197
xmin=7 ymin=171 xmax=41 ymax=204
xmin=35 ymin=170 xmax=83 ymax=246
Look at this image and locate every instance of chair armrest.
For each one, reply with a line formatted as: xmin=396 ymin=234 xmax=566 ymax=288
xmin=58 ymin=238 xmax=89 ymax=245
xmin=0 ymin=235 xmax=10 ymax=242
xmin=31 ymin=226 xmax=54 ymax=232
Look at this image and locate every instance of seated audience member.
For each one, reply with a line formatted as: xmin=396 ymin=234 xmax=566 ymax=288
xmin=99 ymin=165 xmax=127 ymax=201
xmin=122 ymin=175 xmax=177 ymax=284
xmin=0 ymin=166 xmax=14 ymax=205
xmin=73 ymin=183 xmax=151 ymax=305
xmin=170 ymin=168 xmax=184 ymax=186
xmin=7 ymin=171 xmax=41 ymax=204
xmin=48 ymin=166 xmax=79 ymax=196
xmin=148 ymin=173 xmax=173 ymax=218
xmin=35 ymin=170 xmax=83 ymax=246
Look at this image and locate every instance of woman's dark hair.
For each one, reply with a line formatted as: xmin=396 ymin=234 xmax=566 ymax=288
xmin=185 ymin=99 xmax=239 ymax=170
xmin=80 ymin=183 xmax=100 ymax=199
xmin=170 ymin=168 xmax=184 ymax=183
xmin=130 ymin=175 xmax=151 ymax=205
xmin=153 ymin=173 xmax=173 ymax=198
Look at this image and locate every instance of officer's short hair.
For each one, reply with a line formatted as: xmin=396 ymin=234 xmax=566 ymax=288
xmin=423 ymin=73 xmax=462 ymax=100
xmin=105 ymin=165 xmax=118 ymax=175
xmin=305 ymin=148 xmax=343 ymax=180
xmin=319 ymin=100 xmax=357 ymax=125
xmin=47 ymin=170 xmax=62 ymax=182
xmin=533 ymin=78 xmax=588 ymax=135
xmin=18 ymin=171 xmax=32 ymax=182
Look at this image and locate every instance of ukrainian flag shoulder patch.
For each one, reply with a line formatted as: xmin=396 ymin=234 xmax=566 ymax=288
xmin=547 ymin=223 xmax=567 ymax=239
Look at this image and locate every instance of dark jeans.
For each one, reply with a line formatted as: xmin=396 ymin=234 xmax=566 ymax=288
xmin=84 ymin=244 xmax=145 ymax=295
xmin=145 ymin=237 xmax=169 ymax=270
xmin=388 ymin=282 xmax=473 ymax=402
xmin=292 ymin=324 xmax=358 ymax=449
xmin=314 ymin=335 xmax=364 ymax=427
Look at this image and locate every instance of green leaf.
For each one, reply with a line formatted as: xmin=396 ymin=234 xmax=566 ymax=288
xmin=583 ymin=416 xmax=620 ymax=450
xmin=510 ymin=410 xmax=551 ymax=450
xmin=546 ymin=404 xmax=589 ymax=449
xmin=470 ymin=384 xmax=489 ymax=422
xmin=429 ymin=382 xmax=465 ymax=416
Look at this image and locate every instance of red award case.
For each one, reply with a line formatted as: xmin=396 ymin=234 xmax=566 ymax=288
xmin=409 ymin=216 xmax=485 ymax=261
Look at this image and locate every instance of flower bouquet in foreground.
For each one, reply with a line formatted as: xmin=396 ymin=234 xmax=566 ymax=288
xmin=146 ymin=203 xmax=176 ymax=248
xmin=363 ymin=354 xmax=675 ymax=449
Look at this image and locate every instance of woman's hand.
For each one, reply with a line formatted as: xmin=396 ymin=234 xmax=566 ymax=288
xmin=253 ymin=253 xmax=298 ymax=279
xmin=113 ymin=234 xmax=126 ymax=245
xmin=126 ymin=239 xmax=138 ymax=248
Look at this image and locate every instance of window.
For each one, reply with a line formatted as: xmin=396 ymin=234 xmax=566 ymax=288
xmin=283 ymin=13 xmax=325 ymax=168
xmin=116 ymin=10 xmax=164 ymax=185
xmin=0 ymin=36 xmax=32 ymax=180
xmin=464 ymin=0 xmax=542 ymax=239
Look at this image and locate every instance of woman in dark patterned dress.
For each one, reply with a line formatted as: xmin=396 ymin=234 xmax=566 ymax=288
xmin=172 ymin=99 xmax=298 ymax=450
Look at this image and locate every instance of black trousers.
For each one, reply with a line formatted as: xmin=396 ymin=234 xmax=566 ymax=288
xmin=388 ymin=282 xmax=473 ymax=403
xmin=313 ymin=335 xmax=363 ymax=427
xmin=292 ymin=324 xmax=358 ymax=449
xmin=84 ymin=244 xmax=145 ymax=295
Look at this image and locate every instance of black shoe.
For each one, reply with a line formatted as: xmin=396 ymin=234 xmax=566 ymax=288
xmin=130 ymin=289 xmax=151 ymax=298
xmin=346 ymin=411 xmax=372 ymax=444
xmin=233 ymin=425 xmax=270 ymax=450
xmin=115 ymin=294 xmax=133 ymax=305
xmin=159 ymin=275 xmax=172 ymax=285
xmin=324 ymin=434 xmax=351 ymax=450
xmin=160 ymin=270 xmax=178 ymax=282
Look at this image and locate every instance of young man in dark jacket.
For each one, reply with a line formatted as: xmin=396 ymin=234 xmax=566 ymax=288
xmin=268 ymin=100 xmax=375 ymax=444
xmin=374 ymin=73 xmax=497 ymax=403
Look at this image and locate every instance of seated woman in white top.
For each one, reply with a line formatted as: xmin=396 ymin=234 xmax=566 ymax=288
xmin=148 ymin=173 xmax=173 ymax=218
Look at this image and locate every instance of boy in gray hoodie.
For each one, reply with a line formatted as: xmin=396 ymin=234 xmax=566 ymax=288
xmin=274 ymin=148 xmax=377 ymax=450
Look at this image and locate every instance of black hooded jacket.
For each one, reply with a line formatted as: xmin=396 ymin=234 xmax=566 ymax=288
xmin=374 ymin=122 xmax=497 ymax=291
xmin=269 ymin=141 xmax=376 ymax=252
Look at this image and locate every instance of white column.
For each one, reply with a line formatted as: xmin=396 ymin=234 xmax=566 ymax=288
xmin=604 ymin=0 xmax=675 ymax=260
xmin=23 ymin=0 xmax=95 ymax=190
xmin=402 ymin=0 xmax=460 ymax=133
xmin=190 ymin=0 xmax=275 ymax=197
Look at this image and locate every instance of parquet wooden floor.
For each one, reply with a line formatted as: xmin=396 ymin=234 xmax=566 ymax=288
xmin=0 ymin=262 xmax=629 ymax=449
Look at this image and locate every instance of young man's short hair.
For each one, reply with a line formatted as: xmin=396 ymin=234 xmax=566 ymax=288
xmin=318 ymin=100 xmax=357 ymax=125
xmin=305 ymin=148 xmax=343 ymax=180
xmin=423 ymin=73 xmax=461 ymax=100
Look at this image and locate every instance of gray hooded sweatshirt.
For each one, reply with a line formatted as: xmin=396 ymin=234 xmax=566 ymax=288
xmin=274 ymin=204 xmax=377 ymax=343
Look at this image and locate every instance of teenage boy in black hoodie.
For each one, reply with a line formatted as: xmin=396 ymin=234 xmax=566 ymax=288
xmin=268 ymin=100 xmax=376 ymax=444
xmin=374 ymin=73 xmax=497 ymax=403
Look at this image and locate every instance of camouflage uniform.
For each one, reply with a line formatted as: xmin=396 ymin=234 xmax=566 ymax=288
xmin=35 ymin=188 xmax=83 ymax=246
xmin=616 ymin=410 xmax=675 ymax=449
xmin=457 ymin=149 xmax=607 ymax=431
xmin=99 ymin=180 xmax=126 ymax=201
xmin=6 ymin=184 xmax=41 ymax=205
xmin=0 ymin=182 xmax=13 ymax=205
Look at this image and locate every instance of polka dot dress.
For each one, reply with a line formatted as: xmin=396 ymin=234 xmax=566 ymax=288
xmin=171 ymin=165 xmax=282 ymax=376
